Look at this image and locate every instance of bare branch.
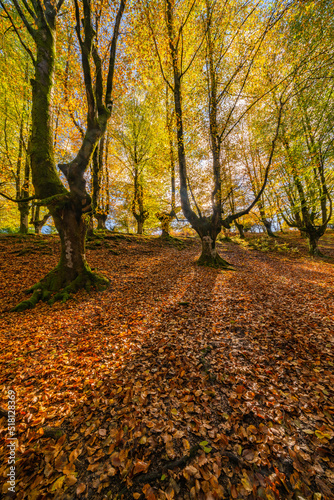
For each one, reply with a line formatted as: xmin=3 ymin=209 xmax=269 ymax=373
xmin=0 ymin=191 xmax=35 ymax=203
xmin=223 ymin=100 xmax=284 ymax=226
xmin=105 ymin=0 xmax=126 ymax=110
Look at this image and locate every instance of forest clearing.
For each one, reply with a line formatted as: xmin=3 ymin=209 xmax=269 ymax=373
xmin=0 ymin=232 xmax=333 ymax=499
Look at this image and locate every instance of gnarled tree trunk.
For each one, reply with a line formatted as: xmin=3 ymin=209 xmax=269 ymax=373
xmin=11 ymin=0 xmax=125 ymax=312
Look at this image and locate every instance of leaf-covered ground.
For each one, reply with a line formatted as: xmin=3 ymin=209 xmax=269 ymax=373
xmin=0 ymin=231 xmax=333 ymax=500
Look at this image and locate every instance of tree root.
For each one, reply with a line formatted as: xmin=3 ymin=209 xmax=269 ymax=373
xmin=197 ymin=252 xmax=234 ymax=270
xmin=11 ymin=266 xmax=109 ymax=312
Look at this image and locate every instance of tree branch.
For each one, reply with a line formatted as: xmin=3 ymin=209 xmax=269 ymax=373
xmin=223 ymin=99 xmax=284 ymax=227
xmin=11 ymin=0 xmax=37 ymax=39
xmin=105 ymin=0 xmax=126 ymax=110
xmin=0 ymin=192 xmax=36 ymax=203
xmin=0 ymin=1 xmax=35 ymax=63
xmin=144 ymin=1 xmax=173 ymax=92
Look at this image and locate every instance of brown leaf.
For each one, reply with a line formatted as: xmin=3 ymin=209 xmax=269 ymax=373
xmin=76 ymin=483 xmax=86 ymax=495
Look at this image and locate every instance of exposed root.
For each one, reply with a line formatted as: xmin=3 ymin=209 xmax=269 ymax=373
xmin=197 ymin=252 xmax=234 ymax=270
xmin=11 ymin=266 xmax=109 ymax=312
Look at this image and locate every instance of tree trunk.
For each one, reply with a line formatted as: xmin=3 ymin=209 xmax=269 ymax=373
xmin=308 ymin=232 xmax=321 ymax=256
xmin=19 ymin=206 xmax=29 ymax=234
xmin=97 ymin=214 xmax=107 ymax=230
xmin=198 ymin=233 xmax=232 ymax=268
xmin=263 ymin=219 xmax=276 ymax=238
xmin=235 ymin=221 xmax=245 ymax=239
xmin=137 ymin=220 xmax=143 ymax=235
xmin=10 ymin=0 xmax=125 ymax=312
xmin=14 ymin=202 xmax=108 ymax=312
xmin=87 ymin=216 xmax=94 ymax=237
xmin=161 ymin=216 xmax=170 ymax=238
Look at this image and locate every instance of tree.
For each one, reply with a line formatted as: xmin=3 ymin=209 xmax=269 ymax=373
xmin=0 ymin=0 xmax=125 ymax=310
xmin=144 ymin=0 xmax=286 ymax=267
xmin=272 ymin=0 xmax=334 ymax=254
xmin=112 ymin=99 xmax=157 ymax=235
xmin=277 ymin=92 xmax=333 ymax=254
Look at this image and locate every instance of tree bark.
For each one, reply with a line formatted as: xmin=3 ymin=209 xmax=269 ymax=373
xmin=198 ymin=233 xmax=231 ymax=268
xmin=97 ymin=214 xmax=107 ymax=230
xmin=235 ymin=221 xmax=245 ymax=239
xmin=308 ymin=232 xmax=321 ymax=256
xmin=258 ymin=203 xmax=276 ymax=238
xmin=137 ymin=220 xmax=143 ymax=235
xmin=19 ymin=206 xmax=29 ymax=234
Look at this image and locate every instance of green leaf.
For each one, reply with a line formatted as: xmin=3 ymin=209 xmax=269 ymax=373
xmin=203 ymin=447 xmax=212 ymax=453
xmin=161 ymin=474 xmax=166 ymax=481
xmin=199 ymin=441 xmax=209 ymax=447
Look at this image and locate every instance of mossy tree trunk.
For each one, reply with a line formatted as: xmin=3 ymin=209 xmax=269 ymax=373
xmin=132 ymin=170 xmax=149 ymax=235
xmin=10 ymin=0 xmax=125 ymax=311
xmin=263 ymin=218 xmax=276 ymax=238
xmin=308 ymin=231 xmax=321 ymax=256
xmin=15 ymin=112 xmax=30 ymax=234
xmin=91 ymin=135 xmax=109 ymax=232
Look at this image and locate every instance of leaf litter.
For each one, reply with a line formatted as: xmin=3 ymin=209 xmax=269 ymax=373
xmin=0 ymin=233 xmax=333 ymax=499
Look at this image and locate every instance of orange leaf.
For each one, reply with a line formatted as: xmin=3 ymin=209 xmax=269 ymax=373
xmin=142 ymin=483 xmax=156 ymax=500
xmin=133 ymin=460 xmax=150 ymax=476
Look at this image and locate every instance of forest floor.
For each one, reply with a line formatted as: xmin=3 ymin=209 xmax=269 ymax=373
xmin=0 ymin=230 xmax=333 ymax=500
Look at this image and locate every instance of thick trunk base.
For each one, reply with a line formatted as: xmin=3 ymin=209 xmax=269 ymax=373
xmin=264 ymin=226 xmax=277 ymax=238
xmin=12 ymin=203 xmax=109 ymax=312
xmin=11 ymin=263 xmax=109 ymax=312
xmin=235 ymin=222 xmax=245 ymax=239
xmin=197 ymin=252 xmax=233 ymax=269
xmin=197 ymin=236 xmax=234 ymax=269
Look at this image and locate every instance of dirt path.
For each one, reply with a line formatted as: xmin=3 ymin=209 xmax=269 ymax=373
xmin=0 ymin=234 xmax=333 ymax=499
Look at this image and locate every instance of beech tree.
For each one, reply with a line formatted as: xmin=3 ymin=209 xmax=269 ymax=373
xmin=277 ymin=92 xmax=333 ymax=255
xmin=0 ymin=0 xmax=126 ymax=310
xmin=144 ymin=0 xmax=288 ymax=267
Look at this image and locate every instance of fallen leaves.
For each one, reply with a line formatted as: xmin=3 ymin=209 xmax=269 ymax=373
xmin=0 ymin=234 xmax=334 ymax=499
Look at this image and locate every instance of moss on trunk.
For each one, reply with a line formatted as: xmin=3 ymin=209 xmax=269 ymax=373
xmin=12 ymin=201 xmax=109 ymax=312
